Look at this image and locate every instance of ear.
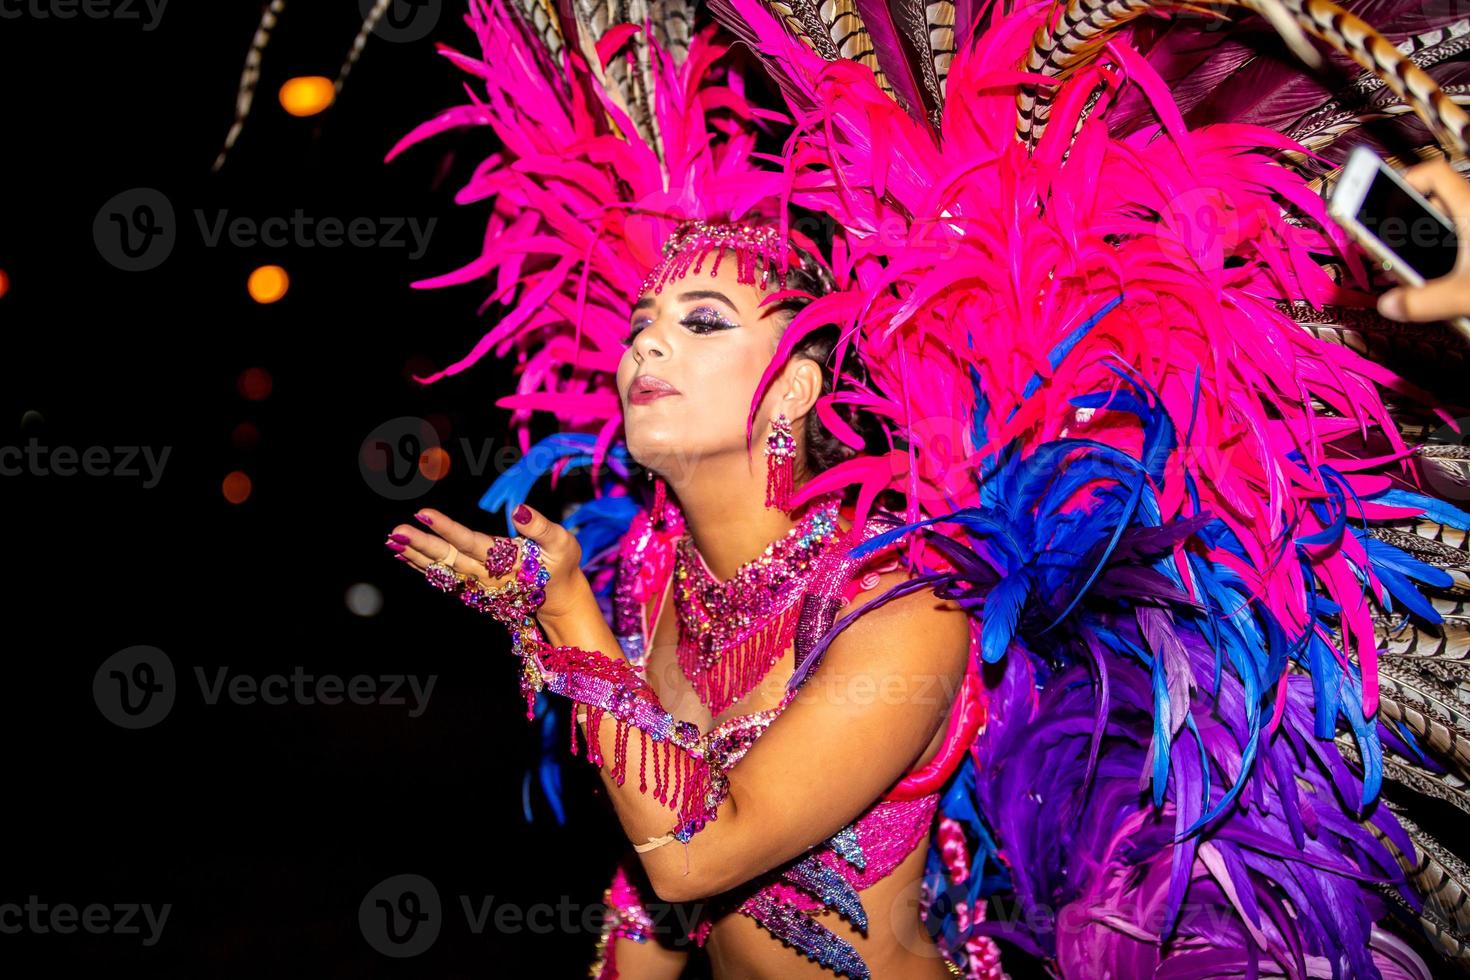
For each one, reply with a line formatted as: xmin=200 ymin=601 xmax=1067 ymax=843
xmin=774 ymin=354 xmax=823 ymax=426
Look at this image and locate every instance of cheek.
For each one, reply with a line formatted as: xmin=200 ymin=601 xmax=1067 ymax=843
xmin=685 ymin=342 xmax=778 ymax=448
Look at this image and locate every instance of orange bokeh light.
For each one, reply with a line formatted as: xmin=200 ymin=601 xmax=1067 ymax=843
xmin=279 ymin=76 xmax=335 ymax=117
xmin=419 ymin=447 xmax=451 ymax=481
xmin=223 ymin=470 xmax=253 ymax=504
xmin=0 ymin=269 xmax=9 ymax=299
xmin=248 ymin=265 xmax=290 ymax=304
xmin=238 ymin=367 xmax=273 ymax=401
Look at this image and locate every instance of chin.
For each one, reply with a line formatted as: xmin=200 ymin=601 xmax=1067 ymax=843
xmin=625 ymin=426 xmax=683 ymax=466
xmin=628 ymin=429 xmax=728 ymax=483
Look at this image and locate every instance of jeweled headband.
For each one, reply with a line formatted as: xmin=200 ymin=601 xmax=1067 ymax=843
xmin=638 ymin=219 xmax=791 ymax=299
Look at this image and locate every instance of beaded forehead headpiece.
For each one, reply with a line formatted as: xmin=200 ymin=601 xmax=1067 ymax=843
xmin=638 ymin=219 xmax=792 ymax=298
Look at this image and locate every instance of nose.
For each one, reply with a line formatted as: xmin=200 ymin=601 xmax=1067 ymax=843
xmin=632 ymin=321 xmax=668 ymax=362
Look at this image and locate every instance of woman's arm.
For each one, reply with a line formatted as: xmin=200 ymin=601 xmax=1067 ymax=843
xmin=390 ymin=506 xmax=970 ymax=904
xmin=386 ymin=505 xmax=720 ymax=854
xmin=539 ymin=567 xmax=971 ymax=904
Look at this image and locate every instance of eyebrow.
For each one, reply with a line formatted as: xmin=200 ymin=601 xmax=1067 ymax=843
xmin=631 ymin=290 xmax=741 ymax=314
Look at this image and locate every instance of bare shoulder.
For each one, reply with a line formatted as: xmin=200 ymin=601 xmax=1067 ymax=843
xmin=827 ymin=567 xmax=971 ymax=669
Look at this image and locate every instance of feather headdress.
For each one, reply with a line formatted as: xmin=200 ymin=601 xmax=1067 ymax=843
xmin=703 ymin=0 xmax=1470 ymax=973
xmin=387 ymin=0 xmax=814 ymax=475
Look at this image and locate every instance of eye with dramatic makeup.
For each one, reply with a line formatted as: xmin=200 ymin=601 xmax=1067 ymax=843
xmin=622 ymin=305 xmax=739 ymax=346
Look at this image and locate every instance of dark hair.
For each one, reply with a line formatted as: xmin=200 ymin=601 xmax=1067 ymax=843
xmin=766 ymin=241 xmax=889 ymax=481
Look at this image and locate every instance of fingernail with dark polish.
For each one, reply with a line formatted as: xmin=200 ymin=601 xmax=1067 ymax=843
xmin=513 ymin=505 xmax=531 ymax=525
xmin=385 ymin=540 xmax=406 ymax=552
xmin=394 ymin=554 xmax=409 ymax=562
xmin=415 ymin=512 xmax=433 ymax=526
xmin=389 ymin=533 xmax=411 ymax=544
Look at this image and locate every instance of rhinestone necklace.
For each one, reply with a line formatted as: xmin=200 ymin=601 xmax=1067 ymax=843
xmin=673 ymin=498 xmax=842 ymax=715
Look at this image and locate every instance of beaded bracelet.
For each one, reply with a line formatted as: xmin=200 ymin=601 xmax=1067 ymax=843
xmin=471 ymin=537 xmax=730 ymax=848
xmin=518 ymin=639 xmax=730 ymax=846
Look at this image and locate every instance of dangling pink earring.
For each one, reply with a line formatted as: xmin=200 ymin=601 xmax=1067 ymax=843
xmin=764 ymin=412 xmax=796 ymax=511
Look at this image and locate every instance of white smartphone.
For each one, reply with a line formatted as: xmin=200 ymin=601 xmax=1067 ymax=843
xmin=1328 ymin=144 xmax=1460 ymax=288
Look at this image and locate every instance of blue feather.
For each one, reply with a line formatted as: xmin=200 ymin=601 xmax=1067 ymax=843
xmin=1371 ymin=488 xmax=1470 ymax=529
xmin=981 ymin=569 xmax=1031 ymax=663
xmin=478 ymin=433 xmax=631 ymax=532
xmin=1013 ymin=295 xmax=1123 ymax=407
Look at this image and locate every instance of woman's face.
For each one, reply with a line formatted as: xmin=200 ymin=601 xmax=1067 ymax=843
xmin=616 ymin=256 xmax=790 ymax=479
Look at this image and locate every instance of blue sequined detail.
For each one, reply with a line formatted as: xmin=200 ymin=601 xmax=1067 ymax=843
xmin=828 ymin=825 xmax=867 ymax=871
xmin=783 ymin=854 xmax=869 ymax=931
xmin=743 ymin=893 xmax=871 ymax=980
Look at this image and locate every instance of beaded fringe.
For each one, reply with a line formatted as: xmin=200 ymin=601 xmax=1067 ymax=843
xmin=570 ymin=706 xmax=715 ymax=835
xmin=677 ymin=601 xmax=802 ymax=716
xmin=765 ymin=449 xmax=793 ymax=511
xmin=651 ymin=477 xmax=667 ymax=524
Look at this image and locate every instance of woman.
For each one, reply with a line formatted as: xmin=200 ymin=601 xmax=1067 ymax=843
xmin=382 ymin=0 xmax=1470 ymax=976
xmin=386 ymin=227 xmax=980 ymax=977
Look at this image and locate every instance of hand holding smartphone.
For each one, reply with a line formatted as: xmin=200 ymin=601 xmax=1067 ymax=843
xmin=1327 ymin=146 xmax=1470 ymax=341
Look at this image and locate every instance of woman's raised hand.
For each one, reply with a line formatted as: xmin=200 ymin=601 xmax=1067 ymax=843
xmin=385 ymin=504 xmax=590 ymax=622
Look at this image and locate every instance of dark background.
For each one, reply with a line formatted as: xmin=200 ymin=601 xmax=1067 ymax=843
xmin=0 ymin=0 xmax=655 ymax=974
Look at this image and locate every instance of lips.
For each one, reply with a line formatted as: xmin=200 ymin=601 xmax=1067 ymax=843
xmin=628 ymin=374 xmax=680 ymax=405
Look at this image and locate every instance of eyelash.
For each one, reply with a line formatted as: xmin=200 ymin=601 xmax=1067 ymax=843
xmin=623 ymin=307 xmax=735 ymax=345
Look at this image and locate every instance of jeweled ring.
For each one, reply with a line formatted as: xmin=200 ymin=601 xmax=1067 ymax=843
xmin=484 ymin=536 xmax=520 ymax=579
xmin=459 ymin=580 xmax=494 ymax=613
xmin=425 ymin=544 xmax=464 ymax=593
